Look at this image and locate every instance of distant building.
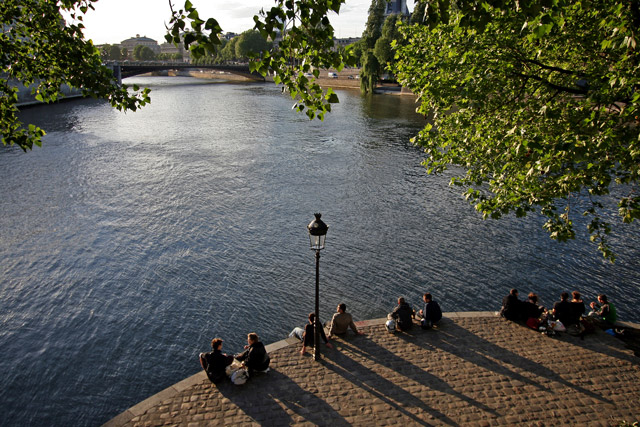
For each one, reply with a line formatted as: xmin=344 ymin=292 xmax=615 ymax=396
xmin=160 ymin=41 xmax=190 ymax=62
xmin=384 ymin=0 xmax=410 ymax=17
xmin=120 ymin=35 xmax=160 ymax=56
xmin=222 ymin=32 xmax=239 ymax=41
xmin=334 ymin=37 xmax=361 ymax=49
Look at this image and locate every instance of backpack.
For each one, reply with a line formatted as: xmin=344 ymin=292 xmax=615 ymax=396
xmin=231 ymin=368 xmax=249 ymax=385
xmin=526 ymin=317 xmax=540 ymax=330
xmin=385 ymin=318 xmax=396 ymax=333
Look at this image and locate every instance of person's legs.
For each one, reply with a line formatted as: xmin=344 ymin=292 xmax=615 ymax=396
xmin=421 ymin=318 xmax=433 ymax=330
xmin=289 ymin=327 xmax=304 ymax=341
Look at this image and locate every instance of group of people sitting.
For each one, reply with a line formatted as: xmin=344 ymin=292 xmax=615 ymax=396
xmin=500 ymin=288 xmax=618 ymax=333
xmin=288 ymin=295 xmax=443 ymax=356
xmin=289 ymin=303 xmax=364 ymax=355
xmin=199 ymin=332 xmax=271 ymax=385
xmin=387 ymin=293 xmax=443 ymax=332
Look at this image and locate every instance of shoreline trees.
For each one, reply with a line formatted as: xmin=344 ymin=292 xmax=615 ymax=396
xmin=2 ymin=0 xmax=638 ymax=259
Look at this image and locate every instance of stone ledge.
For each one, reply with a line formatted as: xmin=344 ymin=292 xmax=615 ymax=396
xmin=103 ymin=310 xmax=640 ymax=427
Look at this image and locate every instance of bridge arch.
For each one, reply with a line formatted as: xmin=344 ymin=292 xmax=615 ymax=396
xmin=104 ymin=61 xmax=265 ymax=83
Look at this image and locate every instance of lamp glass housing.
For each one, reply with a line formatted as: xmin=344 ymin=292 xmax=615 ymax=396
xmin=307 ymin=213 xmax=328 ymax=251
xmin=308 ymin=234 xmax=326 ymax=251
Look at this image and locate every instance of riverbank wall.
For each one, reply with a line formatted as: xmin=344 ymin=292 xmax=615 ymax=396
xmin=104 ymin=312 xmax=640 ymax=426
xmin=178 ymin=68 xmax=415 ymax=95
xmin=13 ymin=80 xmax=83 ymax=107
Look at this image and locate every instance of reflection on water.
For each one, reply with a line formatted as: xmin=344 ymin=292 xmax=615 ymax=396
xmin=1 ymin=77 xmax=639 ymax=426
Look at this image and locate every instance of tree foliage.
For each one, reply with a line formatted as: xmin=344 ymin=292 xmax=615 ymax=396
xmin=235 ymin=30 xmax=271 ymax=60
xmin=359 ymin=0 xmax=386 ymax=93
xmin=99 ymin=44 xmax=123 ymax=60
xmin=107 ymin=44 xmax=123 ymax=60
xmin=166 ymin=0 xmax=354 ymax=120
xmin=1 ymin=0 xmax=150 ymax=151
xmin=4 ymin=0 xmax=638 ymax=259
xmin=392 ymin=0 xmax=640 ymax=260
xmin=133 ymin=45 xmax=156 ymax=61
xmin=374 ymin=14 xmax=403 ymax=73
xmin=220 ymin=37 xmax=238 ymax=62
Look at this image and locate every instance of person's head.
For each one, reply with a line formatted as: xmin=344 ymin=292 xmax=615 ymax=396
xmin=528 ymin=293 xmax=538 ymax=304
xmin=247 ymin=332 xmax=259 ymax=344
xmin=308 ymin=312 xmax=316 ymax=323
xmin=211 ymin=338 xmax=223 ymax=350
xmin=337 ymin=303 xmax=346 ymax=313
xmin=398 ymin=297 xmax=405 ymax=305
xmin=598 ymin=294 xmax=608 ymax=304
xmin=423 ymin=293 xmax=432 ymax=302
xmin=510 ymin=288 xmax=518 ymax=297
xmin=560 ymin=292 xmax=569 ymax=301
xmin=572 ymin=291 xmax=581 ymax=300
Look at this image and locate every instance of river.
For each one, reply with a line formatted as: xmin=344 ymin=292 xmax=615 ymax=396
xmin=1 ymin=76 xmax=639 ymax=426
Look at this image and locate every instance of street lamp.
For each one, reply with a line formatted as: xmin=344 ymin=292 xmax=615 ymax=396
xmin=307 ymin=213 xmax=328 ymax=361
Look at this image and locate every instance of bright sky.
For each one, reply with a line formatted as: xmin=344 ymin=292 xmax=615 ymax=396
xmin=79 ymin=0 xmax=414 ymax=45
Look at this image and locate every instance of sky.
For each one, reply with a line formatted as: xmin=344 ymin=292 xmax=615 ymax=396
xmin=78 ymin=0 xmax=415 ymax=45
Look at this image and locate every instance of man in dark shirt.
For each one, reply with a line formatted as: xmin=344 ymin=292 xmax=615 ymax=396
xmin=501 ymin=288 xmax=521 ymax=321
xmin=235 ymin=332 xmax=270 ymax=376
xmin=553 ymin=292 xmax=573 ymax=326
xmin=391 ymin=297 xmax=414 ymax=331
xmin=300 ymin=312 xmax=333 ymax=355
xmin=199 ymin=338 xmax=234 ymax=384
xmin=418 ymin=293 xmax=442 ymax=329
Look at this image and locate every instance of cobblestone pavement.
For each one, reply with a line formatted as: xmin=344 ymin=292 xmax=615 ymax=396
xmin=105 ymin=313 xmax=640 ymax=426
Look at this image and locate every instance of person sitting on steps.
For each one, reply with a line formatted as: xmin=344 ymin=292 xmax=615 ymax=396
xmin=418 ymin=292 xmax=442 ymax=329
xmin=569 ymin=290 xmax=586 ymax=326
xmin=589 ymin=294 xmax=618 ymax=329
xmin=521 ymin=292 xmax=545 ymax=322
xmin=235 ymin=332 xmax=270 ymax=376
xmin=199 ymin=338 xmax=234 ymax=384
xmin=300 ymin=312 xmax=333 ymax=355
xmin=329 ymin=303 xmax=364 ymax=338
xmin=500 ymin=289 xmax=521 ymax=321
xmin=390 ymin=297 xmax=414 ymax=331
xmin=552 ymin=292 xmax=573 ymax=327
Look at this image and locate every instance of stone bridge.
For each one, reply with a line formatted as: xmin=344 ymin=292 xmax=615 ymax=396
xmin=104 ymin=61 xmax=264 ymax=83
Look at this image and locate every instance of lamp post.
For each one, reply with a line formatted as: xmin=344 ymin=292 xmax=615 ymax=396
xmin=307 ymin=213 xmax=328 ymax=361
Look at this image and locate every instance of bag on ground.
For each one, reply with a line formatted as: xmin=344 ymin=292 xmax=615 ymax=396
xmin=580 ymin=318 xmax=596 ymax=334
xmin=231 ymin=368 xmax=249 ymax=385
xmin=552 ymin=320 xmax=566 ymax=332
xmin=526 ymin=317 xmax=540 ymax=330
xmin=385 ymin=318 xmax=396 ymax=333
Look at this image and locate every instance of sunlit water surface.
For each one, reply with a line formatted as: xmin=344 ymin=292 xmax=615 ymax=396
xmin=1 ymin=77 xmax=639 ymax=425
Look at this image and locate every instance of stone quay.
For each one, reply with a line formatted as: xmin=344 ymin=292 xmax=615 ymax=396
xmin=104 ymin=312 xmax=640 ymax=426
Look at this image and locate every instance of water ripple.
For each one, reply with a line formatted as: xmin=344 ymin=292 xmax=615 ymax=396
xmin=1 ymin=78 xmax=639 ymax=426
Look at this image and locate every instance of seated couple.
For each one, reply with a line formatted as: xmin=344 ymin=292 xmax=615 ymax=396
xmin=501 ymin=289 xmax=546 ymax=323
xmin=551 ymin=291 xmax=587 ymax=327
xmin=388 ymin=293 xmax=442 ymax=332
xmin=199 ymin=332 xmax=270 ymax=384
xmin=290 ymin=303 xmax=363 ymax=354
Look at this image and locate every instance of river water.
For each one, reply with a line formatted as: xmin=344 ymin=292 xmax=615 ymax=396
xmin=1 ymin=76 xmax=639 ymax=426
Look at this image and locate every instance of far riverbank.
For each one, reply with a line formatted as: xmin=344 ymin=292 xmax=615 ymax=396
xmin=164 ymin=68 xmax=413 ymax=95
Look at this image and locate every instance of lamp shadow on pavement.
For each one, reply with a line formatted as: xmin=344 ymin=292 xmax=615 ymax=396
xmin=322 ymin=339 xmax=459 ymax=426
xmin=216 ymin=369 xmax=349 ymax=426
xmin=336 ymin=331 xmax=500 ymax=419
xmin=391 ymin=319 xmax=613 ymax=405
xmin=558 ymin=326 xmax=640 ymax=365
